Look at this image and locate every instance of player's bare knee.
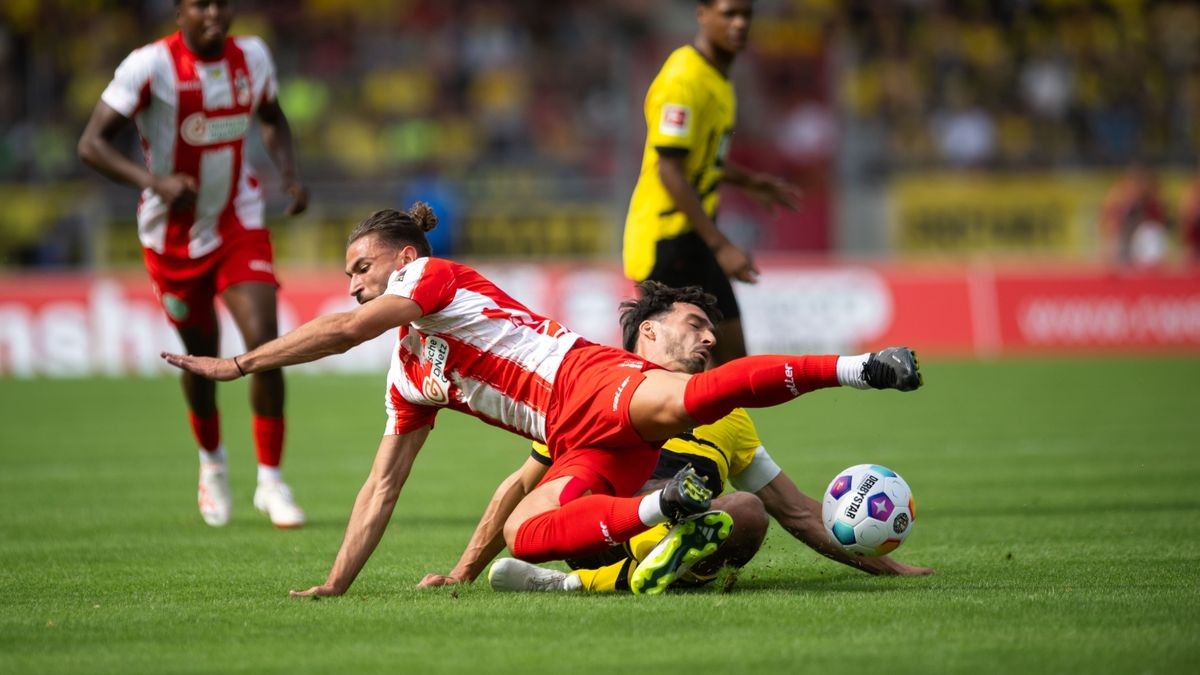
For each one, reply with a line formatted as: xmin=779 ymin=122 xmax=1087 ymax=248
xmin=502 ymin=515 xmax=526 ymax=550
xmin=239 ymin=321 xmax=279 ymax=350
xmin=716 ymin=491 xmax=769 ymax=544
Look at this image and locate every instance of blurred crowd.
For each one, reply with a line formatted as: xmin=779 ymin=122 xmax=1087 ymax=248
xmin=842 ymin=0 xmax=1200 ymax=170
xmin=0 ymin=0 xmax=1198 ymax=265
xmin=4 ymin=1 xmax=1196 ymax=179
xmin=0 ymin=0 xmax=828 ymax=185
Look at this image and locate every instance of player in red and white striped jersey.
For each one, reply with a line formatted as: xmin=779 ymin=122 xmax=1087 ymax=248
xmin=79 ymin=0 xmax=308 ymax=529
xmin=162 ymin=203 xmax=924 ymax=598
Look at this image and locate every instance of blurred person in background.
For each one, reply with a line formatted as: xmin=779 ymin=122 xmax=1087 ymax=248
xmin=1099 ymin=163 xmax=1170 ymax=268
xmin=77 ymin=0 xmax=309 ymax=528
xmin=623 ymin=0 xmax=802 ymax=366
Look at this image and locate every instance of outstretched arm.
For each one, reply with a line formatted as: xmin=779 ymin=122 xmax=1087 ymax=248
xmin=723 ymin=161 xmax=803 ymax=212
xmin=291 ymin=427 xmax=432 ymax=597
xmin=757 ymin=470 xmax=934 ymax=576
xmin=256 ymin=98 xmax=308 ymax=216
xmin=162 ymin=294 xmax=422 ymax=379
xmin=419 ymin=456 xmax=549 ymax=587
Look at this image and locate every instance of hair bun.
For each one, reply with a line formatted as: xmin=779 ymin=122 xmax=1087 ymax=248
xmin=407 ymin=202 xmax=439 ymax=232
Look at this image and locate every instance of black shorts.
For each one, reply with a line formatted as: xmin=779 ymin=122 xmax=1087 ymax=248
xmin=645 ymin=231 xmax=741 ymax=322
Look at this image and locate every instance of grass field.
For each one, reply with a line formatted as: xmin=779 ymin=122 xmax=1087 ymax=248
xmin=2 ymin=357 xmax=1199 ymax=674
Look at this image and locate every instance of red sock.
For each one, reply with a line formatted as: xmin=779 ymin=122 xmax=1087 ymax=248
xmin=683 ymin=354 xmax=840 ymax=425
xmin=511 ymin=494 xmax=648 ymax=563
xmin=252 ymin=415 xmax=285 ymax=468
xmin=189 ymin=411 xmax=220 ymax=453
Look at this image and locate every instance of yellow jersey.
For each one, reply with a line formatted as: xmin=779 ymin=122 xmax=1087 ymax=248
xmin=622 ymin=45 xmax=737 ymax=281
xmin=532 ymin=407 xmax=774 ymax=495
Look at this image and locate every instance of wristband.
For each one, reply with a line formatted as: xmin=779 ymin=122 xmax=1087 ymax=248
xmin=233 ymin=355 xmax=246 ymax=377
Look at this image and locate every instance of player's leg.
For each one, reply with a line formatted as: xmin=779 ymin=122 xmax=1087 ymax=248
xmin=503 ymin=461 xmax=713 ymax=563
xmin=492 ymin=492 xmax=767 ymax=594
xmin=682 ymin=491 xmax=769 ymax=582
xmin=221 ymin=281 xmax=303 ymax=527
xmin=629 ymin=349 xmax=923 ymax=440
xmin=575 ymin=492 xmax=766 ymax=593
xmin=219 ymin=231 xmax=304 ymax=528
xmin=176 ymin=317 xmax=233 ymax=527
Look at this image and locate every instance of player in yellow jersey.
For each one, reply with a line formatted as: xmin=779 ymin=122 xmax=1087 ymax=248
xmin=418 ymin=282 xmax=932 ymax=594
xmin=623 ymin=0 xmax=803 ymax=365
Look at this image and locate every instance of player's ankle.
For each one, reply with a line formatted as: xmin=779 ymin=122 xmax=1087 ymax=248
xmin=257 ymin=465 xmax=283 ymax=484
xmin=835 ymin=354 xmax=871 ymax=389
xmin=638 ymin=490 xmax=667 ymax=526
xmin=199 ymin=445 xmax=227 ymax=466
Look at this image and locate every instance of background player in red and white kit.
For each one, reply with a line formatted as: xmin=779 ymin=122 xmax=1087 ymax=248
xmin=78 ymin=0 xmax=308 ymax=528
xmin=161 ymin=202 xmax=923 ymax=598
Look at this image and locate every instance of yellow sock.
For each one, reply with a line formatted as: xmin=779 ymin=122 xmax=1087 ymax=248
xmin=573 ymin=561 xmax=625 ymax=592
xmin=629 ymin=524 xmax=670 ymax=562
xmin=573 ymin=524 xmax=672 ymax=592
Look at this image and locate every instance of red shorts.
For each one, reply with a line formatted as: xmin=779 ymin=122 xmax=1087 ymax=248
xmin=540 ymin=343 xmax=665 ymax=497
xmin=143 ymin=229 xmax=279 ymax=332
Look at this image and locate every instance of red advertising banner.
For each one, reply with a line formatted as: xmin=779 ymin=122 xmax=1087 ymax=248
xmin=1 ymin=262 xmax=1197 ymax=377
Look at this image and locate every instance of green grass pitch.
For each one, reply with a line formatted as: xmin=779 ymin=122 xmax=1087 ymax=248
xmin=2 ymin=357 xmax=1199 ymax=674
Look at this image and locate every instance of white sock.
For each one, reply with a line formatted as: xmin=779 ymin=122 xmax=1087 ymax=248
xmin=257 ymin=465 xmax=282 ymax=484
xmin=638 ymin=490 xmax=668 ymax=526
xmin=836 ymin=353 xmax=872 ymax=389
xmin=563 ymin=573 xmax=583 ymax=591
xmin=199 ymin=445 xmax=227 ymax=466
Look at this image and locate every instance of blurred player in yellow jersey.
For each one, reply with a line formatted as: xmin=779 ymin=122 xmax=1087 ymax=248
xmin=419 ymin=282 xmax=932 ymax=595
xmin=623 ymin=0 xmax=802 ymax=365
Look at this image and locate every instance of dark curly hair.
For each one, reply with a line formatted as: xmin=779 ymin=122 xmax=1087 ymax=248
xmin=347 ymin=202 xmax=439 ymax=256
xmin=619 ymin=281 xmax=721 ymax=352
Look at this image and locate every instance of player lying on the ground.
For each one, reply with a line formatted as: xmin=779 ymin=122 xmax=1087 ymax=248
xmin=421 ymin=281 xmax=933 ymax=594
xmin=163 ymin=203 xmax=923 ymax=597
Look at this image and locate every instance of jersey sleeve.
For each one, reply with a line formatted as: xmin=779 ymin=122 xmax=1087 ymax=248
xmin=100 ymin=44 xmax=158 ymax=118
xmin=383 ymin=257 xmax=457 ymax=316
xmin=530 ymin=442 xmax=552 ymax=466
xmin=236 ymin=36 xmax=279 ymax=105
xmin=725 ymin=409 xmax=783 ymax=493
xmin=645 ymin=73 xmax=699 ymax=153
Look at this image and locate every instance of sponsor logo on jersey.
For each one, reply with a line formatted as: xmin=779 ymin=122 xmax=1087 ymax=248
xmin=611 ymin=375 xmax=632 ymax=412
xmin=234 ymin=72 xmax=252 ymax=107
xmin=181 ymin=112 xmax=251 ymax=146
xmin=248 ymin=260 xmax=273 ymax=274
xmin=420 ymin=336 xmax=451 ymax=405
xmin=618 ymin=360 xmax=644 ymax=369
xmin=659 ymin=103 xmax=691 ymax=138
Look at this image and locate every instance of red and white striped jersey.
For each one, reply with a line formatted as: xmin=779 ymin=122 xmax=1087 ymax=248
xmin=381 ymin=257 xmax=584 ymax=440
xmin=101 ymin=32 xmax=278 ymax=259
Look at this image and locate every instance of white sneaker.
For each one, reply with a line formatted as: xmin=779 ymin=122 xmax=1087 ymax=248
xmin=198 ymin=460 xmax=232 ymax=527
xmin=253 ymin=480 xmax=306 ymax=528
xmin=488 ymin=558 xmax=582 ymax=592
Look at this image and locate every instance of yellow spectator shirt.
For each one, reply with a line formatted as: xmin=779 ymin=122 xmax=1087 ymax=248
xmin=622 ymin=45 xmax=736 ymax=281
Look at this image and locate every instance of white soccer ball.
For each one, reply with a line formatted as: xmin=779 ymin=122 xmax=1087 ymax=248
xmin=822 ymin=464 xmax=915 ymax=556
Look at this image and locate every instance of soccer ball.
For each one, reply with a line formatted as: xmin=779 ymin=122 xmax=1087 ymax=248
xmin=822 ymin=464 xmax=915 ymax=556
